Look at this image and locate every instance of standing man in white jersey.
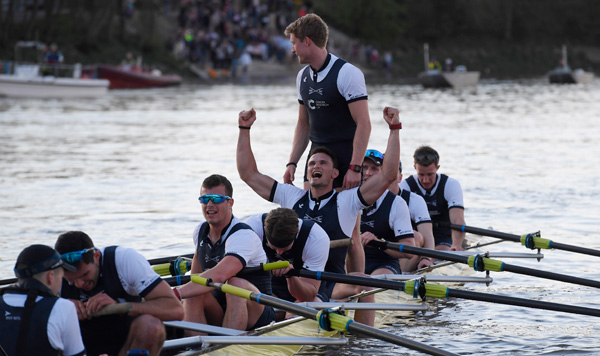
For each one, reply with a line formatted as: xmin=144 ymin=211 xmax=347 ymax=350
xmin=400 ymin=146 xmax=466 ymax=251
xmin=236 ymin=106 xmax=402 ymax=326
xmin=282 ymin=13 xmax=371 ymax=273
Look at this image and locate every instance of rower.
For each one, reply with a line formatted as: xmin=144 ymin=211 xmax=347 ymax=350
xmin=390 ymin=160 xmax=436 ymax=271
xmin=0 ymin=244 xmax=85 ymax=356
xmin=359 ymin=149 xmax=424 ymax=275
xmin=245 ymin=207 xmax=329 ymax=306
xmin=236 ymin=106 xmax=402 ymax=326
xmin=173 ymin=174 xmax=276 ymax=335
xmin=400 ymin=146 xmax=467 ymax=251
xmin=55 ymin=231 xmax=183 ymax=356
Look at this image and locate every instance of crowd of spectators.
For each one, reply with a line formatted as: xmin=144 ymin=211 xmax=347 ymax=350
xmin=170 ymin=0 xmax=312 ymax=77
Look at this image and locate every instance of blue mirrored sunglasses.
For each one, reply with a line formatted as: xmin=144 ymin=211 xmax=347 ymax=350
xmin=198 ymin=194 xmax=231 ymax=205
xmin=60 ymin=248 xmax=95 ymax=264
xmin=365 ymin=149 xmax=384 ymax=160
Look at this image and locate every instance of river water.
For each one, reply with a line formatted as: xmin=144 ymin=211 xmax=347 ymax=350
xmin=1 ymin=79 xmax=599 ymax=355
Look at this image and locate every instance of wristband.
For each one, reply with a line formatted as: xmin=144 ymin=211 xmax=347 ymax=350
xmin=173 ymin=287 xmax=183 ymax=301
xmin=389 ymin=123 xmax=402 ymax=130
xmin=239 ymin=125 xmax=251 ymax=130
xmin=349 ymin=164 xmax=362 ymax=173
xmin=286 ymin=162 xmax=297 ymax=167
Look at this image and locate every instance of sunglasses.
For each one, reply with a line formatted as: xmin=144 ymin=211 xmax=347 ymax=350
xmin=60 ymin=248 xmax=95 ymax=264
xmin=365 ymin=149 xmax=384 ymax=160
xmin=198 ymin=194 xmax=231 ymax=205
xmin=414 ymin=153 xmax=439 ymax=164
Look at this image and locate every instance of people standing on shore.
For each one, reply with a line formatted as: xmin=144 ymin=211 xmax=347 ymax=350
xmin=400 ymin=146 xmax=466 ymax=251
xmin=0 ymin=244 xmax=86 ymax=356
xmin=55 ymin=231 xmax=183 ymax=356
xmin=282 ymin=13 xmax=371 ymax=274
xmin=173 ymin=174 xmax=276 ymax=334
xmin=236 ymin=106 xmax=402 ymax=326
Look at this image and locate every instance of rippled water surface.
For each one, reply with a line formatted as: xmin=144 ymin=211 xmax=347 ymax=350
xmin=1 ymin=79 xmax=599 ymax=355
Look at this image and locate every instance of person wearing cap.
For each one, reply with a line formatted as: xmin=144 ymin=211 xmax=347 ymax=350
xmin=400 ymin=145 xmax=466 ymax=251
xmin=0 ymin=244 xmax=86 ymax=356
xmin=359 ymin=149 xmax=423 ymax=275
xmin=236 ymin=106 xmax=402 ymax=326
xmin=55 ymin=231 xmax=184 ymax=356
xmin=390 ymin=160 xmax=436 ymax=271
xmin=173 ymin=174 xmax=276 ymax=335
xmin=245 ymin=207 xmax=329 ymax=305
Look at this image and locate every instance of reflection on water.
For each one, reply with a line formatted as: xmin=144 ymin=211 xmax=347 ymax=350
xmin=1 ymin=80 xmax=600 ymax=355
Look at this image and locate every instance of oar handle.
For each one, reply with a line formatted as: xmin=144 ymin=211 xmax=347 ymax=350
xmin=329 ymin=238 xmax=353 ymax=249
xmin=163 ymin=261 xmax=291 ymax=286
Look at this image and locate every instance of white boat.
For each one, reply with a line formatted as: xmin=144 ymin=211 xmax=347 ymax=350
xmin=548 ymin=45 xmax=595 ymax=84
xmin=418 ymin=43 xmax=480 ymax=89
xmin=0 ymin=41 xmax=109 ymax=99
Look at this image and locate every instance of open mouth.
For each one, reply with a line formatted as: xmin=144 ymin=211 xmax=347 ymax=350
xmin=312 ymin=171 xmax=322 ymax=178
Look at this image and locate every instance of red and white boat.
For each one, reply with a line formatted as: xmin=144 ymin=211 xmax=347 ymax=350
xmin=97 ymin=64 xmax=182 ymax=89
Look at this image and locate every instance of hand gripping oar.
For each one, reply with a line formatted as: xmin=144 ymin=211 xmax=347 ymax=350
xmin=293 ymin=270 xmax=600 ymax=318
xmin=164 ymin=261 xmax=291 ymax=287
xmin=190 ymin=275 xmax=457 ymax=356
xmin=368 ymin=240 xmax=600 ymax=289
xmin=437 ymin=222 xmax=600 ymax=258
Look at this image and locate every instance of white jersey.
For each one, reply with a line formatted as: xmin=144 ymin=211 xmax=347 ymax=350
xmin=399 ymin=174 xmax=464 ymax=209
xmin=363 ymin=190 xmax=414 ymax=238
xmin=296 ymin=53 xmax=368 ymax=103
xmin=272 ymin=183 xmax=368 ymax=237
xmin=398 ymin=186 xmax=432 ymax=225
xmin=193 ymin=216 xmax=267 ymax=268
xmin=99 ymin=246 xmax=162 ymax=297
xmin=245 ymin=214 xmax=329 ymax=271
xmin=2 ymin=293 xmax=85 ymax=355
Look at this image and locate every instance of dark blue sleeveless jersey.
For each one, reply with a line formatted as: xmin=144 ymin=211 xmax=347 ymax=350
xmin=361 ymin=191 xmax=401 ymax=264
xmin=0 ymin=280 xmax=60 ymax=356
xmin=398 ymin=188 xmax=419 ymax=230
xmin=292 ymin=191 xmax=347 ymax=275
xmin=260 ymin=214 xmax=313 ymax=302
xmin=405 ymin=174 xmax=451 ymax=243
xmin=299 ymin=56 xmax=356 ymax=144
xmin=60 ymin=246 xmax=147 ymax=303
xmin=196 ymin=221 xmax=272 ymax=295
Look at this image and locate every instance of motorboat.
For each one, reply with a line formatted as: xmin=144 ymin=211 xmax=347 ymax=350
xmin=418 ymin=43 xmax=479 ymax=89
xmin=96 ymin=64 xmax=182 ymax=89
xmin=0 ymin=41 xmax=109 ymax=99
xmin=548 ymin=45 xmax=595 ymax=84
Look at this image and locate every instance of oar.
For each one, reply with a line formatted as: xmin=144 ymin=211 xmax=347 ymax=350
xmin=415 ymin=237 xmax=505 ymax=274
xmin=190 ymin=275 xmax=457 ymax=356
xmin=437 ymin=222 xmax=600 ymax=258
xmin=147 ymin=238 xmax=352 ymax=268
xmin=369 ymin=240 xmax=600 ymax=289
xmin=152 ymin=258 xmax=192 ymax=277
xmin=147 ymin=253 xmax=194 ymax=265
xmin=164 ymin=261 xmax=291 ymax=286
xmin=152 ymin=238 xmax=353 ymax=278
xmin=295 ymin=270 xmax=600 ymax=318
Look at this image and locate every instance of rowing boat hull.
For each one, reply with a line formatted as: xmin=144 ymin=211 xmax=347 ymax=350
xmin=168 ymin=318 xmax=341 ymax=356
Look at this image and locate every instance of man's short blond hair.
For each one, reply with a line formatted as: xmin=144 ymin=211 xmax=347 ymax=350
xmin=284 ymin=13 xmax=328 ymax=49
